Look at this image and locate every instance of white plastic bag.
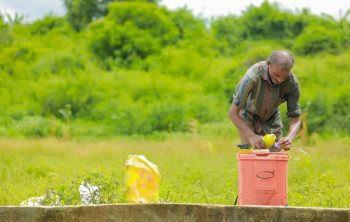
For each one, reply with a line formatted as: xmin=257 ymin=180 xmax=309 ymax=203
xmin=79 ymin=181 xmax=100 ymax=205
xmin=20 ymin=190 xmax=60 ymax=206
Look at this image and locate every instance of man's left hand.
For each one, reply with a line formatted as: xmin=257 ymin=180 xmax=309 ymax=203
xmin=279 ymin=136 xmax=293 ymax=150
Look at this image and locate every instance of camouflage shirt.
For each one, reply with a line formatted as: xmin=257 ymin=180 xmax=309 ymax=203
xmin=233 ymin=61 xmax=301 ymax=123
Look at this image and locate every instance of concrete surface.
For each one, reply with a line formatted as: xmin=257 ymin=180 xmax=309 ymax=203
xmin=0 ymin=204 xmax=349 ymax=222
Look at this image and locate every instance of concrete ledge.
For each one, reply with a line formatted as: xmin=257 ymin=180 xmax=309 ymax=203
xmin=1 ymin=204 xmax=349 ymax=222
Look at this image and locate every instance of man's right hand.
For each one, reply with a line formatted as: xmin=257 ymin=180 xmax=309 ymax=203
xmin=248 ymin=134 xmax=264 ymax=149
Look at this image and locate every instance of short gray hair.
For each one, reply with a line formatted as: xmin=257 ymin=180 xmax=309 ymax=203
xmin=267 ymin=50 xmax=294 ymax=71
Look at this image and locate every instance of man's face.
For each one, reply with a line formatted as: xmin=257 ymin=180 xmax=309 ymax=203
xmin=268 ymin=64 xmax=290 ymax=85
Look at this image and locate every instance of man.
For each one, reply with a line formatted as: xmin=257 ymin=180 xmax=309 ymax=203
xmin=228 ymin=50 xmax=301 ymax=150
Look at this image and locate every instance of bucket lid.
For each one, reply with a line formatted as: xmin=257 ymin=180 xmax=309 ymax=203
xmin=237 ymin=152 xmax=288 ymax=160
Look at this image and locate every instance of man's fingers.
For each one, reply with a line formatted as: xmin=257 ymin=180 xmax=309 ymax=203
xmin=283 ymin=147 xmax=291 ymax=151
xmin=281 ymin=141 xmax=290 ymax=145
xmin=279 ymin=139 xmax=291 ymax=146
xmin=279 ymin=139 xmax=287 ymax=145
xmin=254 ymin=142 xmax=264 ymax=149
xmin=281 ymin=142 xmax=291 ymax=150
xmin=258 ymin=141 xmax=265 ymax=149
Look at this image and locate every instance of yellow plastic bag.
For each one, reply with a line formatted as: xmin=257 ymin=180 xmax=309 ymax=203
xmin=125 ymin=155 xmax=160 ymax=203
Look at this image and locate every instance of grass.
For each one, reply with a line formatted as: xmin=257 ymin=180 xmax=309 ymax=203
xmin=0 ymin=133 xmax=349 ymax=208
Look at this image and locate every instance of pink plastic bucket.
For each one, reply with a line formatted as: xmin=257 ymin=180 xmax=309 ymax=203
xmin=237 ymin=152 xmax=288 ymax=205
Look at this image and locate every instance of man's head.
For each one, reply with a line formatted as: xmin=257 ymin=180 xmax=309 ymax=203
xmin=266 ymin=50 xmax=294 ymax=85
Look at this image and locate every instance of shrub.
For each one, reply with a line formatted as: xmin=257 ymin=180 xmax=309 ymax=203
xmin=168 ymin=7 xmax=206 ymax=41
xmin=294 ymin=24 xmax=342 ymax=55
xmin=305 ymin=96 xmax=331 ymax=133
xmin=89 ymin=1 xmax=178 ymax=67
xmin=0 ymin=14 xmax=12 ymax=46
xmin=31 ymin=52 xmax=85 ymax=77
xmin=30 ymin=16 xmax=66 ymax=35
xmin=240 ymin=1 xmax=298 ymax=40
xmin=14 ymin=116 xmax=63 ymax=137
xmin=63 ymin=0 xmax=106 ymax=31
xmin=210 ymin=15 xmax=244 ymax=55
xmin=0 ymin=44 xmax=37 ymax=77
xmin=326 ymin=92 xmax=350 ymax=133
xmin=40 ymin=78 xmax=99 ymax=119
xmin=149 ymin=103 xmax=189 ymax=132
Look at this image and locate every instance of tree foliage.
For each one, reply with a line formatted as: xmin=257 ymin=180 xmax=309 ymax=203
xmin=89 ymin=1 xmax=179 ymax=66
xmin=30 ymin=16 xmax=67 ymax=35
xmin=294 ymin=24 xmax=342 ymax=54
xmin=63 ymin=0 xmax=113 ymax=31
xmin=211 ymin=15 xmax=244 ymax=55
xmin=0 ymin=1 xmax=350 ymax=137
xmin=63 ymin=0 xmax=160 ymax=31
xmin=168 ymin=7 xmax=206 ymax=41
xmin=0 ymin=14 xmax=12 ymax=46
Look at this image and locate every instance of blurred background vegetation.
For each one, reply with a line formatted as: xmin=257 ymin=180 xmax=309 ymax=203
xmin=1 ymin=0 xmax=350 ymax=139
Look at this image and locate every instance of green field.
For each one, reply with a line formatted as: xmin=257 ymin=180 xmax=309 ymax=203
xmin=1 ymin=1 xmax=350 ymax=209
xmin=1 ymin=132 xmax=349 ymax=208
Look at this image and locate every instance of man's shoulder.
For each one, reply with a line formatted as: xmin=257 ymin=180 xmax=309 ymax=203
xmin=279 ymin=73 xmax=300 ymax=92
xmin=246 ymin=61 xmax=267 ymax=78
xmin=286 ymin=73 xmax=300 ymax=86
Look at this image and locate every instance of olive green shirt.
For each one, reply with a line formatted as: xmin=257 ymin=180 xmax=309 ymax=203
xmin=233 ymin=61 xmax=301 ymax=123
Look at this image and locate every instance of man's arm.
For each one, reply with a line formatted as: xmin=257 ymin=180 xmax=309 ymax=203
xmin=279 ymin=116 xmax=301 ymax=150
xmin=228 ymin=103 xmax=264 ymax=149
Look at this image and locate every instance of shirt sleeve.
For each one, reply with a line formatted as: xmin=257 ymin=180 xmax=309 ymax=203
xmin=232 ymin=70 xmax=256 ymax=109
xmin=287 ymin=82 xmax=301 ymax=118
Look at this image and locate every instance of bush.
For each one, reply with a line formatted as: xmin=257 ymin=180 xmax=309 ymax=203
xmin=305 ymin=97 xmax=331 ymax=134
xmin=0 ymin=14 xmax=12 ymax=46
xmin=149 ymin=103 xmax=189 ymax=132
xmin=0 ymin=43 xmax=37 ymax=77
xmin=40 ymin=78 xmax=99 ymax=119
xmin=31 ymin=52 xmax=85 ymax=77
xmin=64 ymin=0 xmax=105 ymax=31
xmin=13 ymin=116 xmax=64 ymax=138
xmin=168 ymin=7 xmax=206 ymax=41
xmin=143 ymin=47 xmax=212 ymax=78
xmin=89 ymin=1 xmax=178 ymax=67
xmin=294 ymin=24 xmax=342 ymax=55
xmin=30 ymin=16 xmax=66 ymax=35
xmin=64 ymin=0 xmax=160 ymax=31
xmin=326 ymin=92 xmax=350 ymax=133
xmin=240 ymin=2 xmax=299 ymax=40
xmin=210 ymin=15 xmax=244 ymax=55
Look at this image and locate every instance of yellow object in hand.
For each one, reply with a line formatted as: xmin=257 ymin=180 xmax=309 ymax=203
xmin=263 ymin=134 xmax=276 ymax=149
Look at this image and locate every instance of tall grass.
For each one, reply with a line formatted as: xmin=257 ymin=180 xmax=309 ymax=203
xmin=1 ymin=134 xmax=349 ymax=207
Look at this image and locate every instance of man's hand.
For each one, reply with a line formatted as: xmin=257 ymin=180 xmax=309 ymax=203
xmin=248 ymin=134 xmax=264 ymax=149
xmin=279 ymin=136 xmax=293 ymax=150
xmin=279 ymin=116 xmax=301 ymax=151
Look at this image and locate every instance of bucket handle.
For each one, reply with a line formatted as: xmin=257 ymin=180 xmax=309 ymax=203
xmin=256 ymin=170 xmax=274 ymax=179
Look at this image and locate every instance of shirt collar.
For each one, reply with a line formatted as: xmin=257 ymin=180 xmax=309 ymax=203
xmin=258 ymin=61 xmax=273 ymax=85
xmin=259 ymin=61 xmax=291 ymax=86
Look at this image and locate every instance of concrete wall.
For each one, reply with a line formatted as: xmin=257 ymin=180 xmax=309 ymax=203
xmin=1 ymin=204 xmax=349 ymax=222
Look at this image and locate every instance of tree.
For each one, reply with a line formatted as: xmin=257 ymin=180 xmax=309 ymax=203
xmin=240 ymin=1 xmax=296 ymax=40
xmin=64 ymin=0 xmax=98 ymax=31
xmin=63 ymin=0 xmax=159 ymax=31
xmin=168 ymin=7 xmax=206 ymax=41
xmin=0 ymin=13 xmax=12 ymax=46
xmin=294 ymin=24 xmax=342 ymax=55
xmin=4 ymin=12 xmax=24 ymax=26
xmin=30 ymin=15 xmax=66 ymax=35
xmin=210 ymin=15 xmax=244 ymax=55
xmin=89 ymin=1 xmax=178 ymax=67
